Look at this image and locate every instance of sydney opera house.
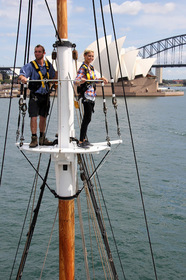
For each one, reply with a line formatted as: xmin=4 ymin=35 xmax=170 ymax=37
xmin=76 ymin=35 xmax=159 ymax=97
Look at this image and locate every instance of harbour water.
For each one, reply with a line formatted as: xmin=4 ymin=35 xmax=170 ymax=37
xmin=0 ymin=88 xmax=186 ymax=279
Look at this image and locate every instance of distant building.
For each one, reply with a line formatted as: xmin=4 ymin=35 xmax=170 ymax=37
xmin=76 ymin=35 xmax=156 ymax=82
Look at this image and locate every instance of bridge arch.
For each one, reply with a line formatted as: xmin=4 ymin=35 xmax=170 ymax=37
xmin=138 ymin=34 xmax=186 ymax=61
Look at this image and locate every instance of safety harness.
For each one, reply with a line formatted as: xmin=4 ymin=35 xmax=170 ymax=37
xmin=30 ymin=59 xmax=50 ymax=88
xmin=83 ymin=63 xmax=95 ymax=80
xmin=77 ymin=63 xmax=96 ymax=100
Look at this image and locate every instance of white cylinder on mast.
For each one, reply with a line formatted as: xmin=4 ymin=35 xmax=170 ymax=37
xmin=57 ymin=41 xmax=75 ymax=149
xmin=53 ymin=40 xmax=76 ymax=198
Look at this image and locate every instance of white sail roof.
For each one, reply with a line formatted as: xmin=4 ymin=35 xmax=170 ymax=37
xmin=76 ymin=35 xmax=157 ymax=82
xmin=78 ymin=35 xmax=112 ymax=64
xmin=134 ymin=57 xmax=157 ymax=77
xmin=119 ymin=49 xmax=139 ymax=80
xmin=93 ymin=36 xmax=126 ymax=81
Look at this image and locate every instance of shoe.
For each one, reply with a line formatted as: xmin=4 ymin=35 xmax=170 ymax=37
xmin=39 ymin=136 xmax=53 ymax=146
xmin=29 ymin=136 xmax=38 ymax=148
xmin=77 ymin=142 xmax=89 ymax=149
xmin=84 ymin=140 xmax=93 ymax=146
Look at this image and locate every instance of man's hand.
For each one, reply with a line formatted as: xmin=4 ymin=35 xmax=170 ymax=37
xmin=18 ymin=75 xmax=28 ymax=84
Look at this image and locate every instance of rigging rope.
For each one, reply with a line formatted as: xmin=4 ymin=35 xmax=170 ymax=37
xmin=9 ymin=155 xmax=41 ymax=279
xmin=91 ymin=151 xmax=126 ymax=280
xmin=79 ymin=154 xmax=119 ymax=279
xmin=98 ymin=0 xmax=121 ymax=138
xmin=44 ymin=0 xmax=61 ymax=42
xmin=17 ymin=0 xmax=33 ymax=145
xmin=85 ymin=184 xmax=112 ymax=279
xmin=0 ymin=0 xmax=23 ymax=187
xmin=39 ymin=206 xmax=58 ymax=280
xmin=16 ymin=157 xmax=51 ymax=280
xmin=92 ymin=0 xmax=110 ymax=145
xmin=76 ymin=192 xmax=90 ymax=280
xmin=107 ymin=1 xmax=158 ymax=279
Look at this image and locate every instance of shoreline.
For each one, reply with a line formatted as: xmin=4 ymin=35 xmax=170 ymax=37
xmin=0 ymin=84 xmax=184 ymax=98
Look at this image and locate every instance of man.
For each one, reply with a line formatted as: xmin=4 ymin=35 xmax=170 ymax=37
xmin=19 ymin=44 xmax=56 ymax=148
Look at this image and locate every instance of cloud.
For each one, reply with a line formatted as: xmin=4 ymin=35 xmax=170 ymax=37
xmin=74 ymin=6 xmax=86 ymax=13
xmin=103 ymin=1 xmax=142 ymax=15
xmin=0 ymin=33 xmax=16 ymax=37
xmin=103 ymin=1 xmax=175 ymax=15
xmin=142 ymin=2 xmax=175 ymax=14
xmin=133 ymin=13 xmax=186 ymax=32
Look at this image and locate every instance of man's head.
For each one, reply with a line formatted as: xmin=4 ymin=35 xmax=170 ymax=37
xmin=34 ymin=44 xmax=46 ymax=61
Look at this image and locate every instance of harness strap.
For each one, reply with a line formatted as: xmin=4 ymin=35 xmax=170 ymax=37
xmin=31 ymin=60 xmax=50 ymax=88
xmin=82 ymin=64 xmax=95 ymax=81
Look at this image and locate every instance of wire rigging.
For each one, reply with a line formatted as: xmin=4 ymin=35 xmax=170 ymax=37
xmin=17 ymin=0 xmax=34 ymax=146
xmin=79 ymin=154 xmax=119 ymax=279
xmin=98 ymin=0 xmax=121 ymax=138
xmin=44 ymin=0 xmax=61 ymax=42
xmin=107 ymin=1 xmax=158 ymax=279
xmin=13 ymin=2 xmax=59 ymax=277
xmin=92 ymin=0 xmax=110 ymax=144
xmin=0 ymin=0 xmax=23 ymax=187
xmin=9 ymin=156 xmax=41 ymax=280
xmin=16 ymin=157 xmax=51 ymax=280
xmin=39 ymin=206 xmax=58 ymax=280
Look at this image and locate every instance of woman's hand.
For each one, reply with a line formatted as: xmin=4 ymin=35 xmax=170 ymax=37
xmin=75 ymin=78 xmax=87 ymax=86
xmin=99 ymin=76 xmax=108 ymax=84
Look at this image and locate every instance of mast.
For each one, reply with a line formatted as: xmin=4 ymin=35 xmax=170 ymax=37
xmin=56 ymin=1 xmax=75 ymax=279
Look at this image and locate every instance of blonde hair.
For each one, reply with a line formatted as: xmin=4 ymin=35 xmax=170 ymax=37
xmin=84 ymin=49 xmax=94 ymax=55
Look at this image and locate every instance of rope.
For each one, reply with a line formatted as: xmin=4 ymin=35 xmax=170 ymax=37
xmin=39 ymin=206 xmax=58 ymax=280
xmin=17 ymin=0 xmax=33 ymax=145
xmin=108 ymin=1 xmax=158 ymax=279
xmin=80 ymin=154 xmax=118 ymax=279
xmin=98 ymin=0 xmax=121 ymax=137
xmin=9 ymin=155 xmax=41 ymax=280
xmin=77 ymin=193 xmax=90 ymax=280
xmin=85 ymin=157 xmax=112 ymax=279
xmin=92 ymin=0 xmax=110 ymax=144
xmin=44 ymin=0 xmax=61 ymax=42
xmin=92 ymin=151 xmax=126 ymax=280
xmin=0 ymin=0 xmax=23 ymax=187
xmin=85 ymin=184 xmax=111 ymax=279
xmin=16 ymin=157 xmax=51 ymax=280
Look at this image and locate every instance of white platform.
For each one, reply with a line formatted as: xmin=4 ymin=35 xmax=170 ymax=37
xmin=16 ymin=139 xmax=122 ymax=155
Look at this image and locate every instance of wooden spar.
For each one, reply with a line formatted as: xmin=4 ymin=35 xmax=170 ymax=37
xmin=58 ymin=200 xmax=75 ymax=280
xmin=57 ymin=0 xmax=67 ymax=39
xmin=57 ymin=1 xmax=75 ymax=279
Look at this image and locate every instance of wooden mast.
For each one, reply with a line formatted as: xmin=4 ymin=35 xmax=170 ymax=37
xmin=57 ymin=1 xmax=75 ymax=279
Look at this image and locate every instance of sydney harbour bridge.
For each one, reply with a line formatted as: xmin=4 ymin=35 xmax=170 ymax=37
xmin=0 ymin=34 xmax=186 ymax=82
xmin=138 ymin=34 xmax=186 ymax=82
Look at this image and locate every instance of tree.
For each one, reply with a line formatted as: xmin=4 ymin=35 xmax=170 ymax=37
xmin=0 ymin=70 xmax=10 ymax=80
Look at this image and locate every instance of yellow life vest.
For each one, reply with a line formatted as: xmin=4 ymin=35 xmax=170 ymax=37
xmin=82 ymin=63 xmax=95 ymax=81
xmin=31 ymin=60 xmax=50 ymax=88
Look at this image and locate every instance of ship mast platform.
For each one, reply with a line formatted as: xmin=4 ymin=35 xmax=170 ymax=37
xmin=16 ymin=139 xmax=122 ymax=155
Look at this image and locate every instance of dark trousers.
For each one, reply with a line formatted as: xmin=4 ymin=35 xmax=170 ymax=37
xmin=80 ymin=100 xmax=95 ymax=141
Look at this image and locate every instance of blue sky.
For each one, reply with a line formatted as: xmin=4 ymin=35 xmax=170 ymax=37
xmin=0 ymin=0 xmax=186 ymax=79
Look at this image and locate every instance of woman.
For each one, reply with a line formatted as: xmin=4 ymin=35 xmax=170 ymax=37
xmin=75 ymin=49 xmax=108 ymax=148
